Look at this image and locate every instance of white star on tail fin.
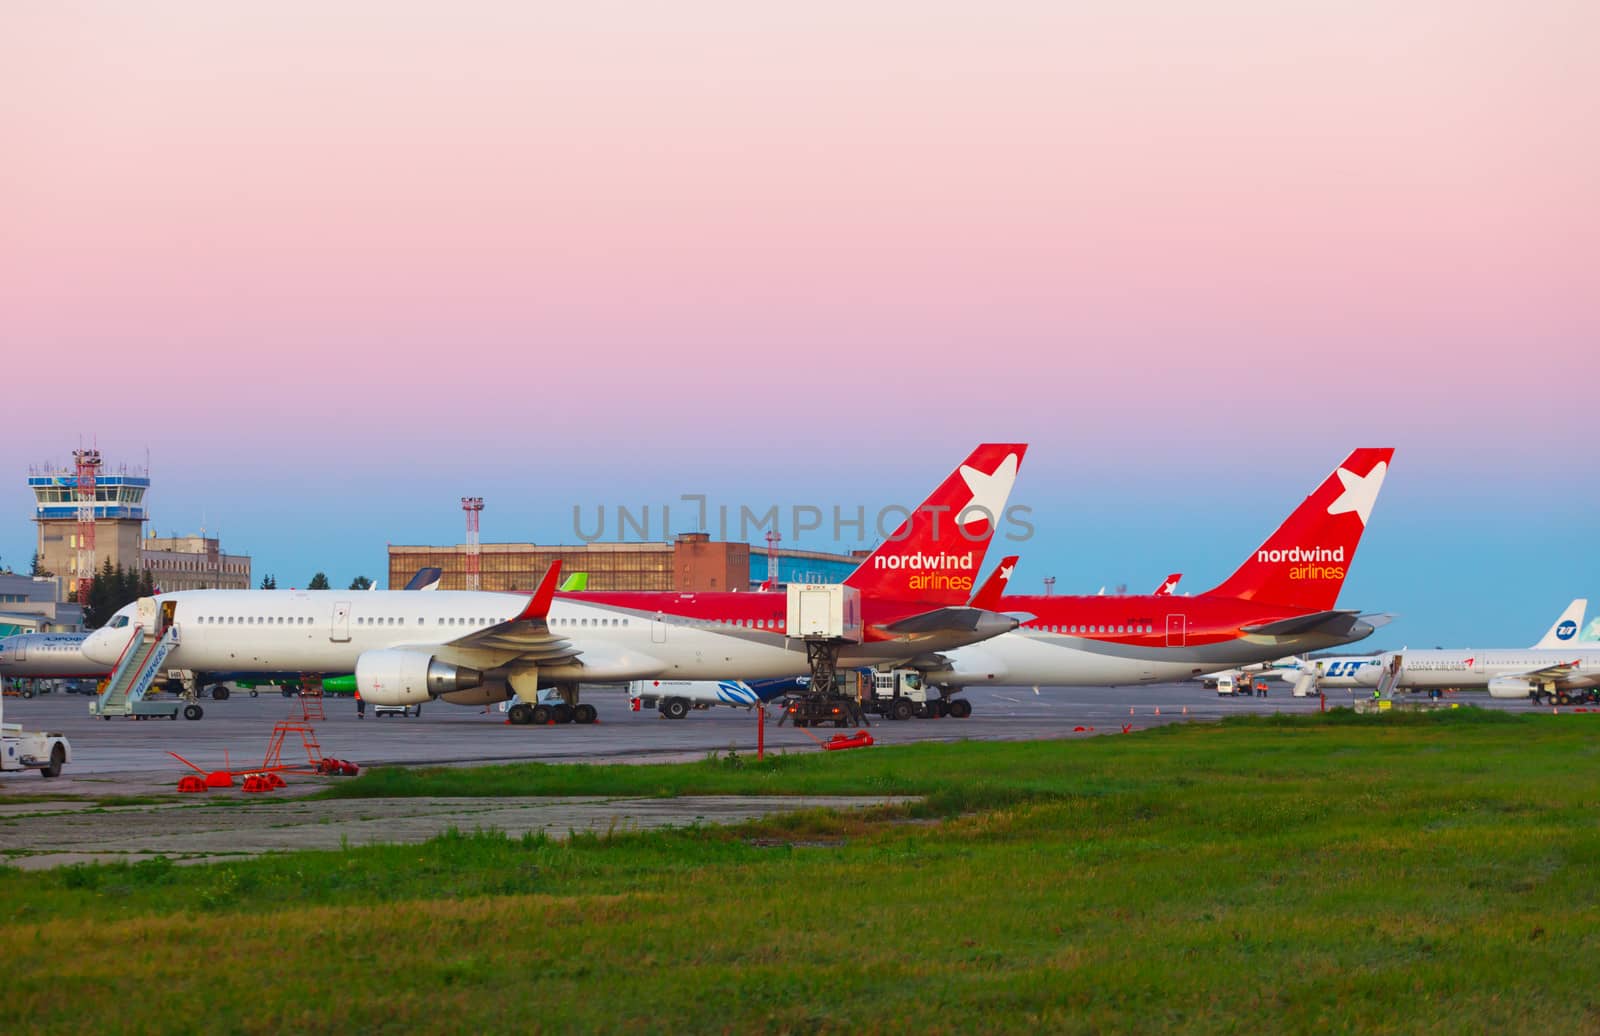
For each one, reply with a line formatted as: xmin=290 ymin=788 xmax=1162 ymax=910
xmin=957 ymin=452 xmax=1020 ymax=527
xmin=1326 ymin=460 xmax=1388 ymax=526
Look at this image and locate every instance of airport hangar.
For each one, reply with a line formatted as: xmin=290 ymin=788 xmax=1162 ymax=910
xmin=389 ymin=532 xmax=865 ymax=593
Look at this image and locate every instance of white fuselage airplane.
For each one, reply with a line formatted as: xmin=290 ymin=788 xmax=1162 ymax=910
xmin=1282 ymin=599 xmax=1597 ymax=700
xmin=82 ymin=587 xmax=1012 ymax=703
xmin=917 ymin=449 xmax=1394 ymax=690
xmin=81 ymin=444 xmax=1029 ymax=723
xmin=0 ymin=632 xmax=106 ymax=678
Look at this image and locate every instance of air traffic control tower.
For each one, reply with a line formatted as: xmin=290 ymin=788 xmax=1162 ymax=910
xmin=29 ymin=452 xmax=150 ymax=602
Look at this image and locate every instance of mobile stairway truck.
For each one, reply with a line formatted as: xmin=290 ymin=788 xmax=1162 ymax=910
xmin=88 ymin=599 xmax=203 ymax=721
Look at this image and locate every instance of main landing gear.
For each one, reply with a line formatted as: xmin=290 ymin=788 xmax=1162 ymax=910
xmin=506 ymin=683 xmax=599 ymax=726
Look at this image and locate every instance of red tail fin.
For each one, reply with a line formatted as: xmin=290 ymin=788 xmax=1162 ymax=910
xmin=1205 ymin=448 xmax=1393 ymax=610
xmin=970 ymin=556 xmax=1020 ymax=611
xmin=845 ymin=444 xmax=1027 ymax=605
xmin=1153 ymin=573 xmax=1182 ymax=596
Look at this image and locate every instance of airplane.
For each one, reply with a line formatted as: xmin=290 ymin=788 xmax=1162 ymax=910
xmin=1153 ymin=573 xmax=1182 ymax=596
xmin=0 ymin=566 xmax=458 ymax=691
xmin=0 ymin=631 xmax=107 ymax=680
xmin=1334 ymin=599 xmax=1600 ymax=704
xmin=1273 ymin=599 xmax=1591 ymax=695
xmin=635 ymin=556 xmax=1026 ymax=719
xmin=82 ymin=445 xmax=1028 ymax=725
xmin=912 ymin=448 xmax=1395 ymax=693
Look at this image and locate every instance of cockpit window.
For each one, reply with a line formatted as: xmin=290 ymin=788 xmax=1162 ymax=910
xmin=109 ymin=614 xmax=131 ymax=628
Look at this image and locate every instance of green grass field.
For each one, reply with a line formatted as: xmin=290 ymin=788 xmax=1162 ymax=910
xmin=5 ymin=710 xmax=1600 ymax=1032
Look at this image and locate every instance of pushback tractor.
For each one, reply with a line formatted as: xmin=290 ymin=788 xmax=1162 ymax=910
xmin=1 ymin=688 xmax=71 ymax=779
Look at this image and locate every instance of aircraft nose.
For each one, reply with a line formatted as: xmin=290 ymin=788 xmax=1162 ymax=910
xmin=82 ymin=628 xmax=124 ymax=665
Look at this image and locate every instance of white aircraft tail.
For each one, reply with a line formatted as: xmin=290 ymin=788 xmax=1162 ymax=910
xmin=1531 ymin=599 xmax=1586 ymax=649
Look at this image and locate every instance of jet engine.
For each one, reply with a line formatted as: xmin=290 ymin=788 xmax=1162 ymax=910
xmin=1487 ymin=676 xmax=1537 ymax=699
xmin=355 ymin=650 xmax=482 ymax=705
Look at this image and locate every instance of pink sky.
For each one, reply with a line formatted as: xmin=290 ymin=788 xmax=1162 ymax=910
xmin=1 ymin=2 xmax=1596 ymax=638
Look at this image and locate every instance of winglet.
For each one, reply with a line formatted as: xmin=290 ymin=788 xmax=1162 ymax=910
xmin=969 ymin=556 xmax=1019 ymax=611
xmin=516 ymin=561 xmax=563 ymax=621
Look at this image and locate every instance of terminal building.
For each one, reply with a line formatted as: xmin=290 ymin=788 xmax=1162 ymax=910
xmin=28 ymin=452 xmax=251 ymax=604
xmin=142 ymin=535 xmax=252 ymax=593
xmin=388 ymin=532 xmax=865 ymax=593
xmin=0 ymin=572 xmax=83 ymax=635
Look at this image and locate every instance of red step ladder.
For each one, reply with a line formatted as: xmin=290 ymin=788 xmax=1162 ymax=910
xmin=262 ymin=720 xmax=325 ymax=772
xmin=298 ymin=673 xmax=326 ymax=721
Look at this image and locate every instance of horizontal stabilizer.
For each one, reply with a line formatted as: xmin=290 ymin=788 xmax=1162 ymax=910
xmin=1241 ymin=610 xmax=1368 ymax=639
xmin=879 ymin=606 xmax=1019 ymax=638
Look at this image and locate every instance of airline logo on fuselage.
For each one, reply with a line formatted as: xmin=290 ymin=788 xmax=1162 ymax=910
xmin=1260 ymin=545 xmax=1346 ymax=582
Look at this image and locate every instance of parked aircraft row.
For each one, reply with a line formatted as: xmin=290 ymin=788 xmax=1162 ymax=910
xmin=15 ymin=443 xmax=1590 ymax=716
xmin=59 ymin=444 xmax=1414 ymax=725
xmin=1269 ymin=599 xmax=1599 ymax=703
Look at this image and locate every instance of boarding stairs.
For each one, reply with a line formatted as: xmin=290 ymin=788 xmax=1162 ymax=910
xmin=91 ymin=626 xmax=181 ymax=718
xmin=1375 ymin=654 xmax=1407 ymax=699
xmin=1291 ymin=670 xmax=1322 ymax=699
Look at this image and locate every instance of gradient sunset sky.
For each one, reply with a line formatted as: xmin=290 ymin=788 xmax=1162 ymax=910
xmin=3 ymin=1 xmax=1595 ymax=645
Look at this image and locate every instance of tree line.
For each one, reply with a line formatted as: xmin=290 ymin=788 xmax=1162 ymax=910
xmin=83 ymin=559 xmax=155 ymax=629
xmin=258 ymin=573 xmax=373 ymax=591
xmin=80 ymin=567 xmax=379 ymax=627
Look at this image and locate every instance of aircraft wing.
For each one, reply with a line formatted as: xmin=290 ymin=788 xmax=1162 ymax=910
xmin=1240 ymin=610 xmax=1368 ymax=639
xmin=1503 ymin=660 xmax=1592 ymax=687
xmin=436 ymin=562 xmax=583 ymax=667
